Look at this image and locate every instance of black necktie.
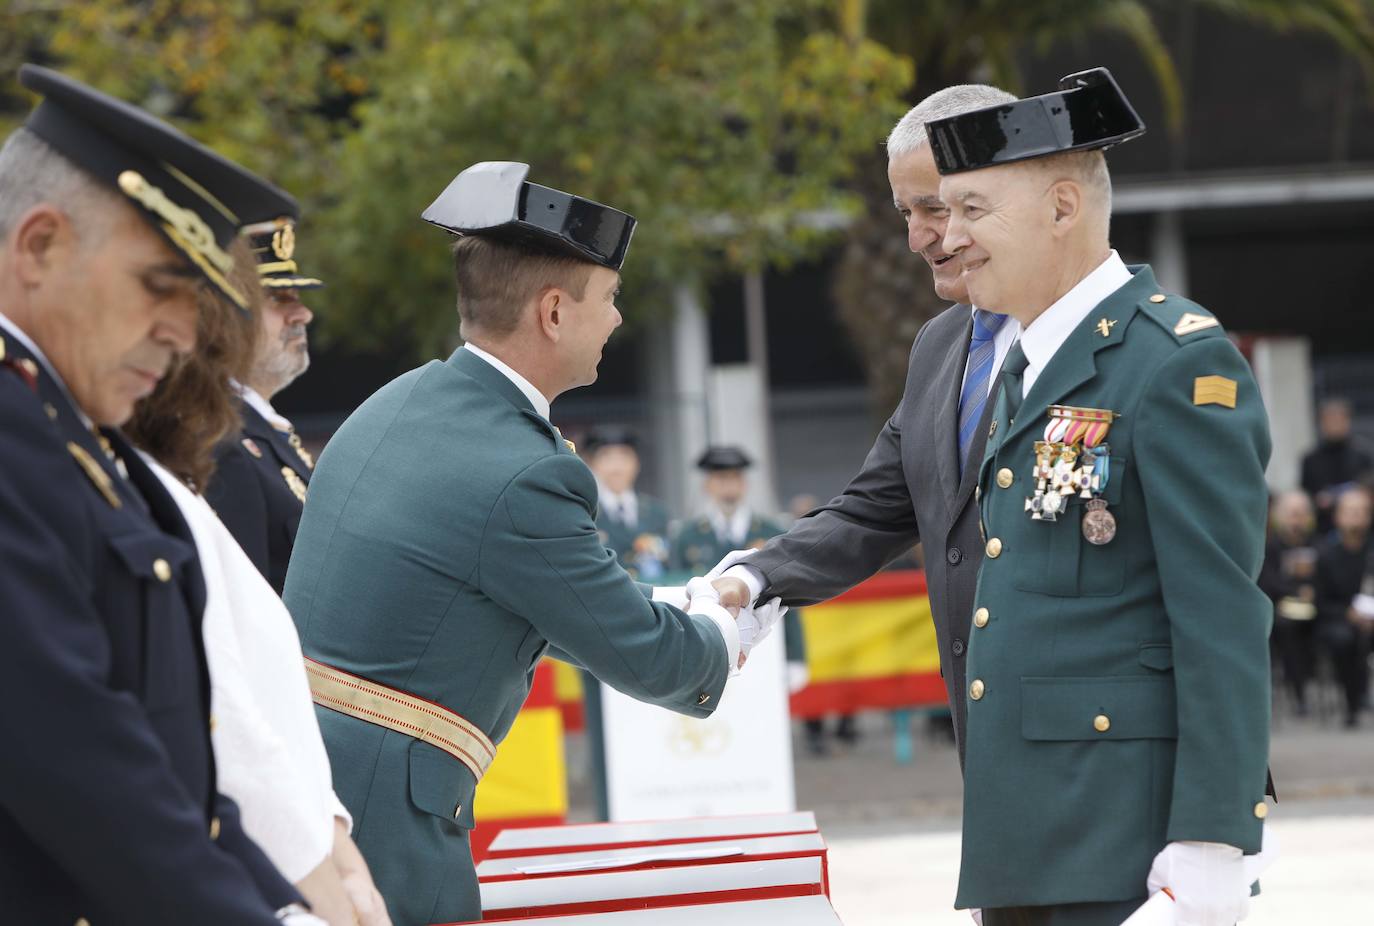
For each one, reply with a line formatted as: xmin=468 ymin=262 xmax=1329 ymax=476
xmin=998 ymin=341 xmax=1029 ymax=421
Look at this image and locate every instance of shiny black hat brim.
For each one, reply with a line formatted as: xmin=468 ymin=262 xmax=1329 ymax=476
xmin=927 ymin=67 xmax=1146 ymax=175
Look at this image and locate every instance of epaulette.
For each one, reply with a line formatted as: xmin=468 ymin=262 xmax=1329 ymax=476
xmin=1136 ymin=291 xmax=1226 ymax=344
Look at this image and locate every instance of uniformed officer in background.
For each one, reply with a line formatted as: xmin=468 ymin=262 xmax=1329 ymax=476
xmin=675 ymin=446 xmax=808 ymax=686
xmin=927 ymin=69 xmax=1272 ymax=925
xmin=0 ymin=65 xmax=321 ymax=924
xmin=585 ymin=425 xmax=672 ymax=581
xmin=284 ymin=162 xmax=750 ymax=925
xmin=205 ymin=215 xmax=322 ymax=593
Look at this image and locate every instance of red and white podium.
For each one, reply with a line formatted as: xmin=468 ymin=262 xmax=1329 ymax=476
xmin=444 ymin=894 xmax=841 ymax=925
xmin=482 ymin=811 xmax=818 ymax=859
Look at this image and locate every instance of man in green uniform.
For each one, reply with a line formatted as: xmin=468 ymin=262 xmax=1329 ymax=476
xmin=283 ymin=162 xmax=743 ymax=926
xmin=926 ymin=69 xmax=1272 ymax=925
xmin=586 ymin=426 xmax=672 ymax=581
xmin=675 ymin=446 xmax=807 ymax=677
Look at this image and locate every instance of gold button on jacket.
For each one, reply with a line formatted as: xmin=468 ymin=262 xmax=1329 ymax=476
xmin=985 ymin=537 xmax=1002 ymax=558
xmin=1254 ymin=802 xmax=1268 ymax=819
xmin=970 ymin=679 xmax=985 ymax=700
xmin=152 ymin=557 xmax=172 ymax=582
xmin=1093 ymin=714 xmax=1111 ymax=733
xmin=996 ymin=468 xmax=1014 ymax=489
xmin=209 ymin=816 xmax=221 ymax=840
xmin=973 ymin=607 xmax=989 ymax=628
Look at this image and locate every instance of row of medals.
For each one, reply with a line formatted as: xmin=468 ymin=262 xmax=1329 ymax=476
xmin=1024 ymin=406 xmax=1117 ymax=546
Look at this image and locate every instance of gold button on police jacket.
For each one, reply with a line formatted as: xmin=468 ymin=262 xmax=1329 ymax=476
xmin=152 ymin=558 xmax=172 ymax=582
xmin=209 ymin=816 xmax=221 ymax=840
xmin=1093 ymin=714 xmax=1111 ymax=733
xmin=985 ymin=538 xmax=1002 ymax=558
xmin=969 ymin=679 xmax=985 ymax=700
xmin=75 ymin=918 xmax=90 ymax=926
xmin=973 ymin=607 xmax=989 ymax=628
xmin=1254 ymin=802 xmax=1268 ymax=819
xmin=996 ymin=468 xmax=1014 ymax=489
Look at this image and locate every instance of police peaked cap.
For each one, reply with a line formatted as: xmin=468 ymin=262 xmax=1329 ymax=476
xmin=17 ymin=65 xmax=298 ymax=312
xmin=697 ymin=446 xmax=753 ymax=472
xmin=241 ymin=216 xmax=323 ymax=291
xmin=583 ymin=426 xmax=639 ymax=455
xmin=926 ymin=67 xmax=1146 ymax=175
xmin=422 ymin=161 xmax=636 ymax=271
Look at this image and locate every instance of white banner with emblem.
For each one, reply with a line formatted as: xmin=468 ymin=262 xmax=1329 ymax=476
xmin=601 ymin=629 xmax=795 ymax=820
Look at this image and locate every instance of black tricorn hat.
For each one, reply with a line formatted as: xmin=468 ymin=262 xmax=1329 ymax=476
xmin=696 ymin=446 xmax=753 ymax=472
xmin=242 ymin=216 xmax=323 ymax=291
xmin=421 ymin=161 xmax=636 ymax=271
xmin=584 ymin=426 xmax=639 ymax=456
xmin=926 ymin=67 xmax=1146 ymax=176
xmin=16 ymin=64 xmax=298 ymax=311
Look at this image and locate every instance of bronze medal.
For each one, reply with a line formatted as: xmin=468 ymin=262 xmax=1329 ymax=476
xmin=1082 ymin=498 xmax=1116 ymax=545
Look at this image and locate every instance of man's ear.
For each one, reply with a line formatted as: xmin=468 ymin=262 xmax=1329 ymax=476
xmin=535 ymin=285 xmax=563 ymax=342
xmin=11 ymin=205 xmax=68 ymax=287
xmin=1049 ymin=180 xmax=1082 ymax=237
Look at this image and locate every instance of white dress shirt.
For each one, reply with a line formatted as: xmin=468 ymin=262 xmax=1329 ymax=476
xmin=463 ymin=342 xmax=551 ymax=420
xmin=709 ymin=506 xmax=753 ymax=548
xmin=1017 ymin=251 xmax=1132 ymax=398
xmin=233 ymin=380 xmax=293 ymax=431
xmin=597 ymin=485 xmax=639 ymax=527
xmin=146 ymin=457 xmax=349 ymax=882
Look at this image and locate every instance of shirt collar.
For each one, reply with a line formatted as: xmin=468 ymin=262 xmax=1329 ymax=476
xmin=1017 ymin=250 xmax=1131 ymax=378
xmin=462 ymin=342 xmax=551 ymax=420
xmin=232 ymin=380 xmax=290 ymax=430
xmin=0 ymin=310 xmax=93 ymax=429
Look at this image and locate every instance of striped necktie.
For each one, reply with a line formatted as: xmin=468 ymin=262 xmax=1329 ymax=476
xmin=957 ymin=309 xmax=1009 ymax=471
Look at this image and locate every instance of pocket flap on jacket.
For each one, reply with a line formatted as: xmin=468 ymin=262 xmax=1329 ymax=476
xmin=1138 ymin=643 xmax=1173 ymax=671
xmin=1021 ymin=676 xmax=1177 ymax=741
xmin=409 ymin=741 xmax=476 ymax=830
xmin=107 ymin=530 xmax=195 ymax=580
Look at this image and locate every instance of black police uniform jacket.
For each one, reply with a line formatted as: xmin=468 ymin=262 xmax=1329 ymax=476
xmin=0 ymin=334 xmax=299 ymax=924
xmin=205 ymin=400 xmax=311 ymax=594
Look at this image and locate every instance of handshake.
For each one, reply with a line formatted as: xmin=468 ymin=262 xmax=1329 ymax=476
xmin=662 ymin=550 xmax=788 ymax=674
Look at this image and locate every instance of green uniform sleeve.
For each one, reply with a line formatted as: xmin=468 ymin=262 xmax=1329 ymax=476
xmin=481 ymin=454 xmax=727 ymax=717
xmin=1133 ymin=337 xmax=1272 ymax=852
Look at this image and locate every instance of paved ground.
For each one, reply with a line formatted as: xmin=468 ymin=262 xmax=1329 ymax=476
xmin=566 ymin=704 xmax=1374 ymax=922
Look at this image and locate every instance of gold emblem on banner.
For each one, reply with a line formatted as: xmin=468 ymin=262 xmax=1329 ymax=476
xmin=668 ymin=716 xmax=731 ymax=758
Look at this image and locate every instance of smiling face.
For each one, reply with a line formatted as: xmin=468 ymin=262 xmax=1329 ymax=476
xmin=888 ymin=146 xmax=967 ymax=302
xmin=939 ymin=162 xmax=1061 ymax=320
xmin=25 ymin=202 xmax=201 ymax=425
xmin=558 ymin=265 xmax=622 ymax=389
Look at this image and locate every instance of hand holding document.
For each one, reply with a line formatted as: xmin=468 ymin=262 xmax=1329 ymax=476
xmin=1123 ymin=828 xmax=1279 ymax=926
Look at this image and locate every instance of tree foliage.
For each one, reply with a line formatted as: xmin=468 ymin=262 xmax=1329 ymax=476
xmin=2 ymin=0 xmax=912 ymax=355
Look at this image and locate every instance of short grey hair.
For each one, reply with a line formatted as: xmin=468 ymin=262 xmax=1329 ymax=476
xmin=885 ymin=84 xmax=1018 ymax=158
xmin=0 ymin=128 xmax=122 ymax=244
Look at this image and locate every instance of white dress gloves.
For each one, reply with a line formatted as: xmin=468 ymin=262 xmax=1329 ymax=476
xmin=1146 ymin=840 xmax=1249 ymax=926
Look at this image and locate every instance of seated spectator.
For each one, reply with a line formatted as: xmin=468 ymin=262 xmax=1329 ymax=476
xmin=125 ymin=242 xmax=391 ymax=925
xmin=1259 ymin=490 xmax=1319 ymax=714
xmin=1301 ymin=398 xmax=1373 ymax=534
xmin=1314 ymin=486 xmax=1374 ymax=729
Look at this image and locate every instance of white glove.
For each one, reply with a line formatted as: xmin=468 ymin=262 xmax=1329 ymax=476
xmin=706 ymin=548 xmax=760 ymax=581
xmin=786 ymin=661 xmax=810 ymax=694
xmin=737 ymin=594 xmax=787 ymax=654
xmin=1146 ymin=841 xmax=1249 ymax=926
xmin=685 ymin=576 xmax=742 ymax=673
xmin=276 ymin=906 xmax=328 ymax=926
xmin=969 ymin=910 xmax=983 ymax=926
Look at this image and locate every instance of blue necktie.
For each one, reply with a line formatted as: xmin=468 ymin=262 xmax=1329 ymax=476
xmin=957 ymin=309 xmax=1009 ymax=472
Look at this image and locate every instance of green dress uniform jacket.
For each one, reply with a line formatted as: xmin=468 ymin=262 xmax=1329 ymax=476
xmin=674 ymin=511 xmax=806 ymax=664
xmin=596 ymin=493 xmax=671 ymax=580
xmin=283 ymin=348 xmax=729 ymax=926
xmin=958 ymin=267 xmax=1272 ymax=911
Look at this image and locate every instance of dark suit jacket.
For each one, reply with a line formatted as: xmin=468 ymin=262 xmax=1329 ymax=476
xmin=206 ymin=401 xmax=312 ymax=594
xmin=0 ymin=334 xmax=296 ymax=924
xmin=747 ymin=303 xmax=989 ymax=760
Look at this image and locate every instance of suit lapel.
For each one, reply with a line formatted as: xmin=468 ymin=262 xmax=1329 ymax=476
xmin=932 ymin=307 xmax=974 ymax=502
xmin=242 ymin=402 xmax=312 ymax=482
